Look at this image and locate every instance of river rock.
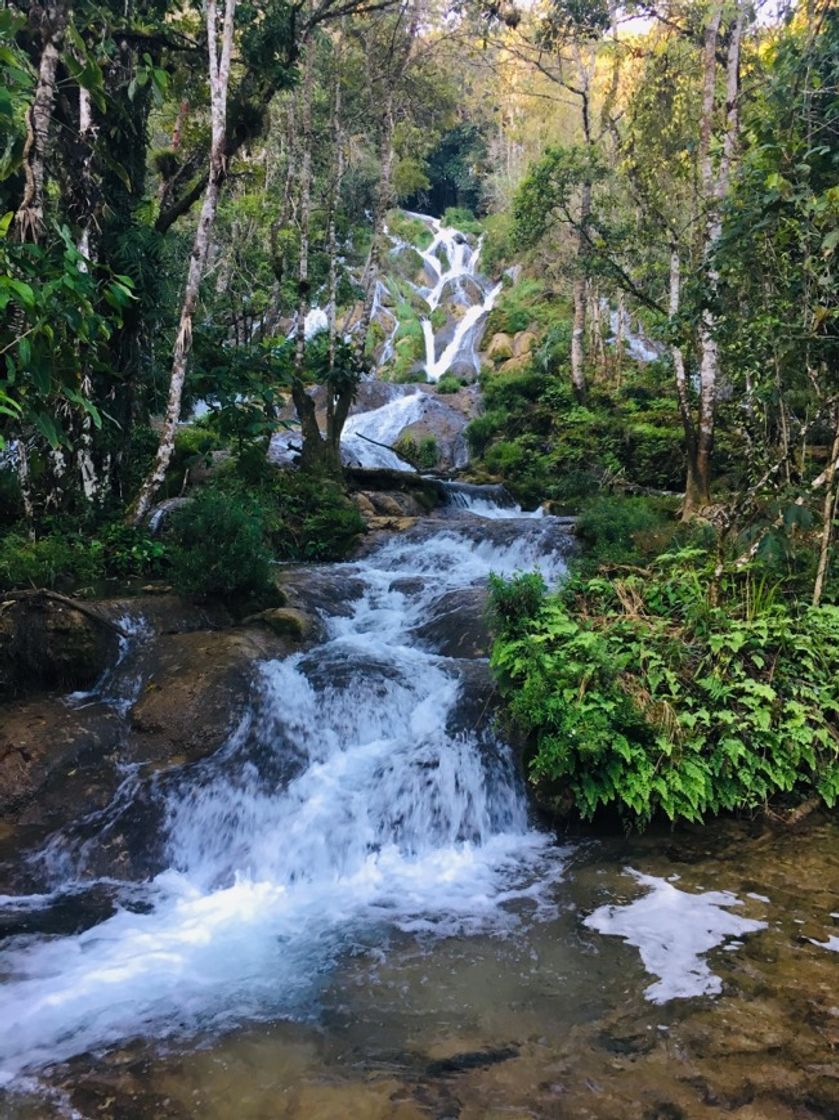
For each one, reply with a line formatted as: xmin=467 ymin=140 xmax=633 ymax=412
xmin=409 ymin=588 xmax=490 ymax=659
xmin=247 ymin=607 xmax=317 ymax=642
xmin=127 ymin=628 xmax=290 ymax=767
xmin=485 ymin=332 xmax=514 ymax=363
xmin=512 ymin=330 xmax=538 ymax=357
xmin=0 ymin=592 xmax=119 ymax=698
xmin=0 ymin=697 xmax=122 ymax=816
xmin=497 ymin=354 xmax=532 ymax=373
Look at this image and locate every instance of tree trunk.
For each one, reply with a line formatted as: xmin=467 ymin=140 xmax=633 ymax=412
xmin=570 ymin=176 xmax=591 ymax=401
xmin=294 ymin=40 xmax=315 ymax=376
xmin=813 ymin=409 xmax=839 ymax=606
xmin=354 ymin=98 xmax=395 ymax=355
xmin=128 ymin=0 xmax=236 ymax=525
xmin=15 ymin=2 xmax=68 ymax=242
xmin=682 ymin=1 xmax=733 ymax=517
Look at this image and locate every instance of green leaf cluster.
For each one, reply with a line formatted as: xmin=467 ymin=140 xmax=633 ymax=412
xmin=490 ymin=555 xmax=839 ymax=827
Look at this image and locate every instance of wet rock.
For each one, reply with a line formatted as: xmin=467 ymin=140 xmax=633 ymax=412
xmin=485 ymin=332 xmax=514 ymax=363
xmin=366 ymin=516 xmax=418 ymax=533
xmin=410 ymin=588 xmax=490 ymax=659
xmin=98 ymin=593 xmax=231 ymax=635
xmin=247 ymin=607 xmax=317 ymax=642
xmin=0 ymin=697 xmax=122 ymax=816
xmin=0 ymin=592 xmax=119 ymax=698
xmin=425 ymin=1046 xmax=519 ymax=1077
xmin=127 ymin=628 xmax=290 ymax=768
xmin=354 ymin=492 xmax=378 ymax=518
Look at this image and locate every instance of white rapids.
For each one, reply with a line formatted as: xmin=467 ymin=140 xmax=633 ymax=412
xmin=0 ymin=500 xmax=571 ymax=1085
xmin=403 ymin=212 xmax=502 ymax=382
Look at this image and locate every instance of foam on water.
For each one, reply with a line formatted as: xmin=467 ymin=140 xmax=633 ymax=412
xmin=0 ymin=506 xmax=570 ymax=1083
xmin=584 ymin=870 xmax=767 ymax=1002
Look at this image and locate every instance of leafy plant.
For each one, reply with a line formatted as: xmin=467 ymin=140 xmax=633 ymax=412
xmin=169 ymin=489 xmax=273 ymax=601
xmin=490 ymin=551 xmax=839 ymax=827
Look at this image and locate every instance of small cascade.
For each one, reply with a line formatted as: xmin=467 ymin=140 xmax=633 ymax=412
xmin=440 ymin=480 xmax=543 ymax=520
xmin=0 ymin=499 xmax=572 ymax=1084
xmin=603 ymin=300 xmax=663 ymax=364
xmin=391 ymin=212 xmax=501 ymax=383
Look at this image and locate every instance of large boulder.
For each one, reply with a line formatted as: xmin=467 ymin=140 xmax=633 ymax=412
xmin=485 ymin=332 xmax=514 ymax=363
xmin=0 ymin=592 xmax=119 ymax=698
xmin=512 ymin=330 xmax=538 ymax=357
xmin=127 ymin=628 xmax=291 ymax=769
xmin=409 ymin=588 xmax=490 ymax=659
xmin=0 ymin=697 xmax=122 ymax=818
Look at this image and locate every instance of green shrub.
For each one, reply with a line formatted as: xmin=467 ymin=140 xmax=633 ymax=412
xmin=386 ymin=209 xmax=434 ymax=250
xmin=487 ymin=571 xmax=546 ymax=635
xmin=169 ymin=489 xmax=273 ymax=600
xmin=491 ymin=551 xmax=839 ymax=827
xmin=0 ymin=531 xmax=104 ymax=592
xmin=436 ymin=375 xmax=462 ymax=394
xmin=394 ymin=434 xmax=439 ymax=470
xmin=224 ymin=461 xmax=365 ymax=562
xmin=574 ymin=496 xmax=673 ymax=568
xmin=442 ymin=206 xmax=483 ymax=235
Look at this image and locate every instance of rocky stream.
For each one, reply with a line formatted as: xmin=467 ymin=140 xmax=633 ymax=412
xmin=0 ymin=213 xmax=836 ymax=1119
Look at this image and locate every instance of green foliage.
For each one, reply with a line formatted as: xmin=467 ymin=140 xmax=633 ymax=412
xmin=487 ymin=571 xmax=546 ymax=635
xmin=435 ymin=374 xmax=462 ymax=394
xmin=442 ymin=206 xmax=482 ymax=235
xmin=394 ymin=434 xmax=439 ymax=470
xmin=484 ymin=278 xmax=546 ymax=337
xmin=574 ymin=495 xmax=675 ymax=568
xmin=386 ymin=210 xmax=434 ymax=250
xmin=169 ymin=489 xmax=273 ymax=601
xmin=491 ymin=551 xmax=839 ymax=827
xmin=0 ymin=516 xmax=168 ymax=593
xmin=0 ymin=531 xmax=103 ymax=592
xmin=466 ymin=366 xmax=685 ymax=510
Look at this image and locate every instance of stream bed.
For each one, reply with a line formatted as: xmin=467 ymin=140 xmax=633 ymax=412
xmin=0 ymin=497 xmax=837 ymax=1119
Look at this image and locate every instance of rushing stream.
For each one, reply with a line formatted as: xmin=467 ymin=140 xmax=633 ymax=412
xmin=0 ymin=492 xmax=570 ymax=1088
xmin=1 ymin=491 xmax=838 ymax=1118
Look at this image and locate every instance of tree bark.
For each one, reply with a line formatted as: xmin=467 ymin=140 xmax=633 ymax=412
xmin=128 ymin=0 xmax=237 ymax=525
xmin=15 ymin=2 xmax=68 ymax=243
xmin=682 ymin=1 xmax=737 ymax=517
xmin=813 ymin=408 xmax=839 ymax=606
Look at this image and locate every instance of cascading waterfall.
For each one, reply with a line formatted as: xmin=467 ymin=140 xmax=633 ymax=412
xmin=402 ymin=212 xmax=502 ymax=382
xmin=0 ymin=498 xmax=571 ymax=1086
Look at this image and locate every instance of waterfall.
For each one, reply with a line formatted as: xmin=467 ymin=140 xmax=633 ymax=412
xmin=0 ymin=497 xmax=572 ymax=1084
xmin=401 ymin=213 xmax=501 ymax=382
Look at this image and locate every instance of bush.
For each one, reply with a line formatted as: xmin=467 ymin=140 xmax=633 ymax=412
xmin=394 ymin=434 xmax=439 ymax=470
xmin=169 ymin=489 xmax=273 ymax=600
xmin=0 ymin=531 xmax=104 ymax=592
xmin=574 ymin=496 xmax=673 ymax=568
xmin=442 ymin=206 xmax=483 ymax=236
xmin=225 ymin=459 xmax=365 ymax=562
xmin=436 ymin=375 xmax=462 ymax=394
xmin=490 ymin=551 xmax=839 ymax=827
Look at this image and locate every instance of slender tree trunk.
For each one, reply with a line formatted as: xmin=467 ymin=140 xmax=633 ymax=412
xmin=813 ymin=409 xmax=839 ymax=606
xmin=570 ymin=176 xmax=591 ymax=401
xmin=354 ymin=98 xmax=396 ymax=354
xmin=326 ymin=38 xmax=346 ymax=451
xmin=669 ymin=247 xmax=701 ymax=507
xmin=294 ymin=40 xmax=315 ymax=376
xmin=16 ymin=441 xmax=36 ymax=539
xmin=128 ymin=0 xmax=236 ymax=525
xmin=685 ymin=0 xmax=743 ymax=515
xmin=15 ymin=2 xmax=68 ymax=242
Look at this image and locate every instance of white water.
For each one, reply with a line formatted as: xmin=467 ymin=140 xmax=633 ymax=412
xmin=0 ymin=504 xmax=570 ymax=1084
xmin=396 ymin=213 xmax=501 ymax=382
xmin=585 ymin=871 xmax=767 ymax=1002
xmin=340 ymin=391 xmax=429 ymax=470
